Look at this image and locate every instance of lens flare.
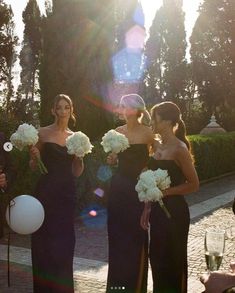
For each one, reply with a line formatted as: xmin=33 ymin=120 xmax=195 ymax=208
xmin=133 ymin=3 xmax=145 ymax=27
xmin=97 ymin=165 xmax=113 ymax=182
xmin=111 ymin=47 xmax=147 ymax=83
xmin=125 ymin=25 xmax=146 ymax=49
xmin=94 ymin=188 xmax=105 ymax=198
xmin=89 ymin=210 xmax=97 ymax=217
xmin=80 ymin=204 xmax=107 ymax=229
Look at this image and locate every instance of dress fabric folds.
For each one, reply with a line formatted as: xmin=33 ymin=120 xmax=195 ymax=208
xmin=31 ymin=142 xmax=76 ymax=293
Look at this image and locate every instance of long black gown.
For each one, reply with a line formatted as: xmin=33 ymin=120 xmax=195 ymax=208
xmin=148 ymin=158 xmax=189 ymax=293
xmin=31 ymin=142 xmax=76 ymax=293
xmin=107 ymin=144 xmax=149 ymax=293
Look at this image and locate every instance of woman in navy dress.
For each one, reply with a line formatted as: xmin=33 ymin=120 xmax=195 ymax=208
xmin=30 ymin=94 xmax=84 ymax=292
xmin=106 ymin=94 xmax=154 ymax=293
xmin=141 ymin=102 xmax=199 ymax=293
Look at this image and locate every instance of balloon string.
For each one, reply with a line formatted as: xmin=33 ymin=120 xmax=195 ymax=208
xmin=7 ymin=199 xmax=15 ymax=287
xmin=7 ymin=195 xmax=11 ymax=287
xmin=7 ymin=229 xmax=10 ymax=286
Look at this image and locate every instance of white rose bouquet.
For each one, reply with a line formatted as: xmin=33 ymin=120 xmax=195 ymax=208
xmin=101 ymin=129 xmax=130 ymax=154
xmin=66 ymin=131 xmax=93 ymax=158
xmin=10 ymin=123 xmax=48 ymax=174
xmin=135 ymin=168 xmax=171 ymax=218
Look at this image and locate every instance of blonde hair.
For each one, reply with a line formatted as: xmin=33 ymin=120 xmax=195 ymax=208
xmin=120 ymin=94 xmax=151 ymax=126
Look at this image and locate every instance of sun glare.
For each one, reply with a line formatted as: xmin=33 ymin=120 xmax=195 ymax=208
xmin=140 ymin=0 xmax=162 ymax=29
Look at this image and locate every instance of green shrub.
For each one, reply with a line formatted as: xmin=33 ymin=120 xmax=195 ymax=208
xmin=4 ymin=141 xmax=114 ymax=215
xmin=3 ymin=133 xmax=235 ymax=213
xmin=189 ymin=132 xmax=235 ymax=181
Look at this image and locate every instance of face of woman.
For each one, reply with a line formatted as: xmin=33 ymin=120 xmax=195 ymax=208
xmin=119 ymin=104 xmax=138 ymax=120
xmin=53 ymin=99 xmax=71 ymax=121
xmin=152 ymin=113 xmax=165 ymax=133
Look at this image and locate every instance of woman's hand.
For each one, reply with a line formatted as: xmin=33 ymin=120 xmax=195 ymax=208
xmin=200 ymin=261 xmax=235 ymax=293
xmin=140 ymin=203 xmax=151 ymax=230
xmin=107 ymin=152 xmax=118 ymax=165
xmin=30 ymin=146 xmax=40 ymax=160
xmin=29 ymin=146 xmax=40 ymax=170
xmin=200 ymin=271 xmax=235 ymax=293
xmin=0 ymin=172 xmax=7 ymax=188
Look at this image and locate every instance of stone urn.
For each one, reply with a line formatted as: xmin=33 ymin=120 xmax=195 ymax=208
xmin=200 ymin=114 xmax=226 ymax=134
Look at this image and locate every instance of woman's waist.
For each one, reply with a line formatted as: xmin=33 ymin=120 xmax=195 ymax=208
xmin=115 ymin=170 xmax=140 ymax=182
xmin=37 ymin=173 xmax=76 ymax=187
xmin=117 ymin=165 xmax=145 ymax=178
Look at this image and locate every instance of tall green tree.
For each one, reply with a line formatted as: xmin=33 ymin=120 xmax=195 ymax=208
xmin=20 ymin=0 xmax=41 ymax=101
xmin=190 ymin=0 xmax=235 ymax=112
xmin=39 ymin=0 xmax=115 ymax=139
xmin=144 ymin=0 xmax=187 ymax=106
xmin=0 ymin=0 xmax=18 ymax=113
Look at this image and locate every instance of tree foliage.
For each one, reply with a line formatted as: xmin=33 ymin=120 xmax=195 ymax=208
xmin=190 ymin=0 xmax=235 ymax=112
xmin=0 ymin=0 xmax=18 ymax=113
xmin=39 ymin=0 xmax=115 ymax=139
xmin=144 ymin=0 xmax=187 ymax=106
xmin=20 ymin=0 xmax=42 ymax=101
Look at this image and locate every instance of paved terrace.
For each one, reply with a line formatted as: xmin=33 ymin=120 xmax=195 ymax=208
xmin=0 ymin=174 xmax=235 ymax=292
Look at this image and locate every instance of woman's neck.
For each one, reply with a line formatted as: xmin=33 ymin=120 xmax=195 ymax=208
xmin=126 ymin=117 xmax=140 ymax=131
xmin=52 ymin=120 xmax=69 ymax=132
xmin=159 ymin=129 xmax=175 ymax=144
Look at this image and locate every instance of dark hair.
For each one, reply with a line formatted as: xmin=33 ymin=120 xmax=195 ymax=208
xmin=53 ymin=94 xmax=76 ymax=126
xmin=151 ymin=101 xmax=191 ymax=151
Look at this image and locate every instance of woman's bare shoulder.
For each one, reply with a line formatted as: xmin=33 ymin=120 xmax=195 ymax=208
xmin=153 ymin=137 xmax=161 ymax=146
xmin=174 ymin=143 xmax=192 ymax=164
xmin=38 ymin=125 xmax=52 ymax=132
xmin=66 ymin=129 xmax=74 ymax=135
xmin=141 ymin=124 xmax=153 ymax=133
xmin=140 ymin=125 xmax=154 ymax=144
xmin=38 ymin=125 xmax=54 ymax=141
xmin=115 ymin=125 xmax=126 ymax=134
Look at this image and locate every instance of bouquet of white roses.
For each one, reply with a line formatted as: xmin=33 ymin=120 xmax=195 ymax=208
xmin=66 ymin=131 xmax=93 ymax=158
xmin=10 ymin=123 xmax=48 ymax=174
xmin=135 ymin=168 xmax=171 ymax=218
xmin=101 ymin=129 xmax=130 ymax=154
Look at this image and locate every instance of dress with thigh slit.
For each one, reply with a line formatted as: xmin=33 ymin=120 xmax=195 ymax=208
xmin=148 ymin=158 xmax=189 ymax=293
xmin=107 ymin=144 xmax=149 ymax=293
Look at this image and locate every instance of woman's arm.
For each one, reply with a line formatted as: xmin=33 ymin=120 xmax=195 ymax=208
xmin=29 ymin=129 xmax=43 ymax=171
xmin=140 ymin=202 xmax=151 ymax=230
xmin=72 ymin=156 xmax=84 ymax=177
xmin=163 ymin=146 xmax=199 ymax=197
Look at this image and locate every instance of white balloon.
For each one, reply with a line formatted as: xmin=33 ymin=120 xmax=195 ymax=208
xmin=5 ymin=195 xmax=45 ymax=235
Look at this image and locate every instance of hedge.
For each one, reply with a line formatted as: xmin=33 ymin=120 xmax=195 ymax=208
xmin=189 ymin=132 xmax=235 ymax=181
xmin=1 ymin=132 xmax=235 ymax=212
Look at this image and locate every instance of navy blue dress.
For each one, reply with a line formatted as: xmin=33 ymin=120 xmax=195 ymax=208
xmin=148 ymin=158 xmax=189 ymax=293
xmin=107 ymin=144 xmax=149 ymax=293
xmin=31 ymin=142 xmax=76 ymax=293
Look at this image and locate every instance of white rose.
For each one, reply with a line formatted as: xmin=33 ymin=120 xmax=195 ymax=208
xmin=101 ymin=130 xmax=129 ymax=154
xmin=10 ymin=123 xmax=39 ymax=150
xmin=66 ymin=131 xmax=93 ymax=158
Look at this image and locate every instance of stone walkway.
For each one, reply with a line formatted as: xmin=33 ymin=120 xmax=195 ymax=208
xmin=0 ymin=174 xmax=235 ymax=292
